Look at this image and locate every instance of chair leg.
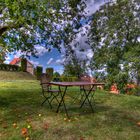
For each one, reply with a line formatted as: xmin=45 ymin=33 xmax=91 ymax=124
xmin=41 ymin=97 xmax=52 ymax=109
xmin=41 ymin=91 xmax=53 ymax=109
xmin=89 ymin=93 xmax=95 ymax=107
xmin=72 ymin=89 xmax=84 ymax=103
xmin=79 ymin=91 xmax=85 ymax=103
xmin=49 ymin=92 xmax=60 ymax=105
xmin=80 ymin=86 xmax=94 ymax=112
xmin=54 ymin=94 xmax=60 ymax=104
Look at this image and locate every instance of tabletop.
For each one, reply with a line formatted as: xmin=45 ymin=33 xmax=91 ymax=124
xmin=48 ymin=82 xmax=105 ymax=87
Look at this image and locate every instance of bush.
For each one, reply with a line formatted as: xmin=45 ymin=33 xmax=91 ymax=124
xmin=21 ymin=58 xmax=27 ymax=72
xmin=53 ymin=72 xmax=60 ymax=77
xmin=53 ymin=76 xmax=78 ymax=82
xmin=46 ymin=68 xmax=54 ymax=80
xmin=115 ymin=72 xmax=129 ymax=94
xmin=0 ymin=64 xmax=19 ymax=71
xmin=36 ymin=66 xmax=43 ymax=80
xmin=125 ymin=84 xmax=139 ymax=95
xmin=135 ymin=86 xmax=140 ymax=96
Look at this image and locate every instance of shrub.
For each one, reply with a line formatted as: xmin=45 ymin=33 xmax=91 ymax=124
xmin=0 ymin=64 xmax=19 ymax=71
xmin=46 ymin=68 xmax=54 ymax=80
xmin=53 ymin=72 xmax=60 ymax=77
xmin=36 ymin=66 xmax=43 ymax=80
xmin=21 ymin=58 xmax=27 ymax=72
xmin=53 ymin=76 xmax=78 ymax=82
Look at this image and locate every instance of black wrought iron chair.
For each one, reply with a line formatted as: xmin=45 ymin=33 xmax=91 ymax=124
xmin=40 ymin=73 xmax=60 ymax=108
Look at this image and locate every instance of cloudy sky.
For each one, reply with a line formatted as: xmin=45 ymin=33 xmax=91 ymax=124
xmin=5 ymin=0 xmax=105 ymax=74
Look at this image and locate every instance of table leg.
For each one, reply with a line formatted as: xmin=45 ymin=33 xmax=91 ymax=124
xmin=56 ymin=86 xmax=69 ymax=118
xmin=80 ymin=85 xmax=94 ymax=112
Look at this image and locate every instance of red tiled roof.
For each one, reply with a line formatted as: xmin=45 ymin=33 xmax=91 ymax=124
xmin=10 ymin=58 xmax=21 ymax=65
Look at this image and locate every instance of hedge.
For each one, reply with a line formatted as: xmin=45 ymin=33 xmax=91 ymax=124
xmin=46 ymin=68 xmax=54 ymax=81
xmin=21 ymin=58 xmax=27 ymax=72
xmin=0 ymin=64 xmax=19 ymax=71
xmin=53 ymin=76 xmax=78 ymax=82
xmin=36 ymin=66 xmax=43 ymax=80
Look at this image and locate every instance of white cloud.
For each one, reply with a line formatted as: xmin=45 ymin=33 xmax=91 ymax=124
xmin=55 ymin=59 xmax=65 ymax=65
xmin=14 ymin=51 xmax=23 ymax=58
xmin=86 ymin=49 xmax=93 ymax=59
xmin=47 ymin=58 xmax=54 ymax=65
xmin=5 ymin=56 xmax=11 ymax=61
xmin=4 ymin=55 xmax=11 ymax=64
xmin=34 ymin=45 xmax=49 ymax=56
xmin=55 ymin=69 xmax=64 ymax=75
xmin=84 ymin=0 xmax=106 ymax=16
xmin=138 ymin=37 xmax=140 ymax=42
xmin=4 ymin=60 xmax=11 ymax=64
xmin=63 ymin=0 xmax=106 ymax=62
xmin=69 ymin=24 xmax=93 ymax=61
xmin=29 ymin=60 xmax=39 ymax=66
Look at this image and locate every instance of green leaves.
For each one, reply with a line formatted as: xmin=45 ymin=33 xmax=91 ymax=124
xmin=0 ymin=0 xmax=84 ymax=56
xmin=89 ymin=0 xmax=140 ymax=92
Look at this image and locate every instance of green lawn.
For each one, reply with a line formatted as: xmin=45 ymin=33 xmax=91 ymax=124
xmin=0 ymin=71 xmax=36 ymax=80
xmin=0 ymin=80 xmax=140 ymax=140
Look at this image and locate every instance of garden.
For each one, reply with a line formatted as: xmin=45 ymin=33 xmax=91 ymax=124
xmin=0 ymin=0 xmax=140 ymax=140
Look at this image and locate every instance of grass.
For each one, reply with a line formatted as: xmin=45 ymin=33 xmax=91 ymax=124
xmin=0 ymin=71 xmax=35 ymax=80
xmin=0 ymin=80 xmax=140 ymax=140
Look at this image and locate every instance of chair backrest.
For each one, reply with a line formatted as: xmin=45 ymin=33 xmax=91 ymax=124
xmin=40 ymin=73 xmax=51 ymax=91
xmin=80 ymin=75 xmax=97 ymax=90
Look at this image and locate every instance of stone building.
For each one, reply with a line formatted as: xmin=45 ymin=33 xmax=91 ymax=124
xmin=10 ymin=58 xmax=34 ymax=75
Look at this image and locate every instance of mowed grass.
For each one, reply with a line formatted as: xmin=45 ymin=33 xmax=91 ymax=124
xmin=0 ymin=71 xmax=36 ymax=80
xmin=0 ymin=80 xmax=140 ymax=140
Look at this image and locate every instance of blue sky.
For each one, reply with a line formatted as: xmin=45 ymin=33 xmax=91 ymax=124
xmin=4 ymin=0 xmax=105 ymax=74
xmin=30 ymin=48 xmax=64 ymax=74
xmin=5 ymin=48 xmax=64 ymax=74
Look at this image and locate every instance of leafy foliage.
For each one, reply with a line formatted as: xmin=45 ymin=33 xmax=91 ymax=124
xmin=46 ymin=67 xmax=54 ymax=80
xmin=53 ymin=72 xmax=61 ymax=77
xmin=36 ymin=66 xmax=43 ymax=80
xmin=0 ymin=0 xmax=85 ymax=56
xmin=0 ymin=63 xmax=19 ymax=71
xmin=89 ymin=0 xmax=140 ymax=93
xmin=63 ymin=51 xmax=87 ymax=77
xmin=21 ymin=58 xmax=27 ymax=72
xmin=0 ymin=48 xmax=5 ymax=63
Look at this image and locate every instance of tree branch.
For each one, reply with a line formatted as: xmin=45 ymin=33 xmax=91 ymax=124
xmin=0 ymin=23 xmax=23 ymax=36
xmin=0 ymin=26 xmax=9 ymax=36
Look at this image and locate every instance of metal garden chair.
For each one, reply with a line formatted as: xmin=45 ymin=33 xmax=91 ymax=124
xmin=40 ymin=73 xmax=60 ymax=108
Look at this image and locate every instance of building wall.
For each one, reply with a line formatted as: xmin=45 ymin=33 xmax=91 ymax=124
xmin=10 ymin=58 xmax=34 ymax=75
xmin=26 ymin=61 xmax=34 ymax=75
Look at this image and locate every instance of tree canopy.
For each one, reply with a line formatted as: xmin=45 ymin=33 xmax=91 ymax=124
xmin=89 ymin=0 xmax=140 ymax=91
xmin=0 ymin=0 xmax=85 ymax=56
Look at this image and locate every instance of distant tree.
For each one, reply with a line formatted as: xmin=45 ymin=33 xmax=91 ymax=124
xmin=21 ymin=58 xmax=27 ymax=72
xmin=63 ymin=51 xmax=87 ymax=77
xmin=53 ymin=72 xmax=61 ymax=77
xmin=0 ymin=48 xmax=5 ymax=63
xmin=46 ymin=67 xmax=54 ymax=80
xmin=89 ymin=0 xmax=140 ymax=93
xmin=36 ymin=66 xmax=43 ymax=80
